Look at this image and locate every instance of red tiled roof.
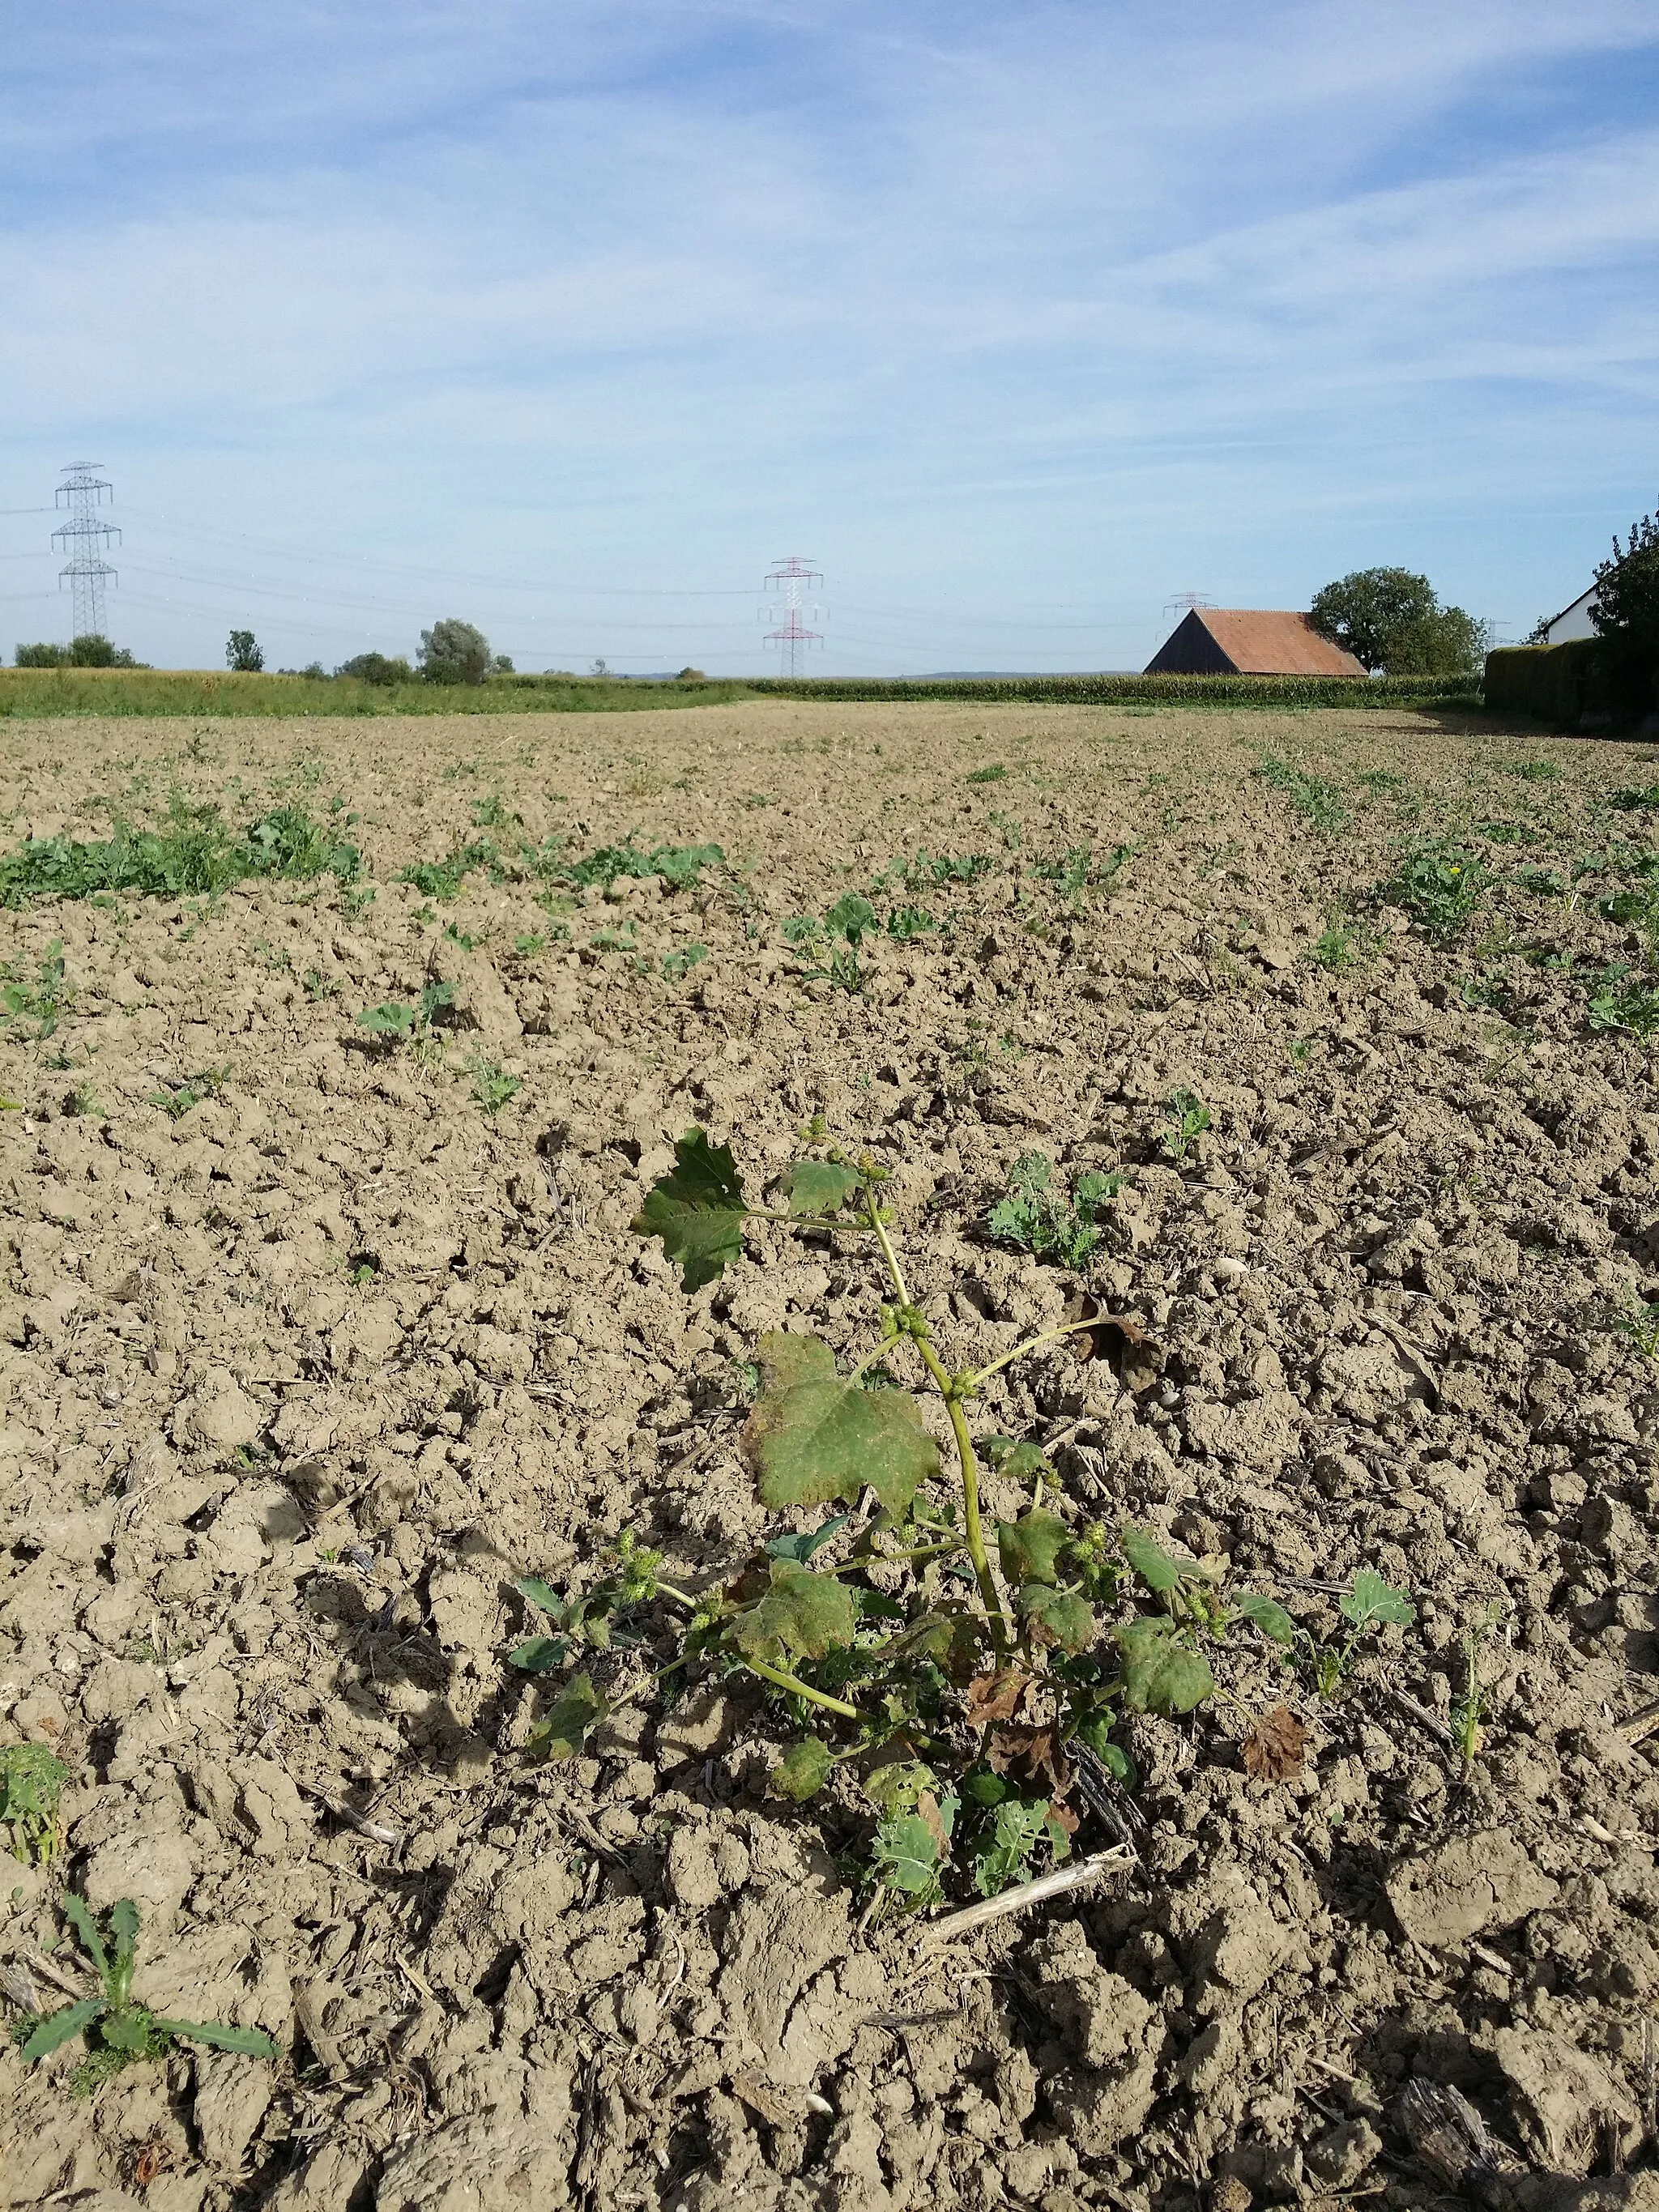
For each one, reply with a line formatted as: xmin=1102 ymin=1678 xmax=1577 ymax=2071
xmin=1196 ymin=611 xmax=1367 ymax=676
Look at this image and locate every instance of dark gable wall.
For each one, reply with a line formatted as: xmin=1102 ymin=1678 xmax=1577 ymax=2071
xmin=1144 ymin=611 xmax=1237 ymax=675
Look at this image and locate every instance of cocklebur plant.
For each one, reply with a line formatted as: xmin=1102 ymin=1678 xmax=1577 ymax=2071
xmin=510 ymin=1122 xmax=1361 ymax=1907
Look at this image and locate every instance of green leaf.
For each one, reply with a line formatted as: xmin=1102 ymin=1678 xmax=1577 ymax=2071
xmin=744 ymin=1332 xmax=940 ymax=1519
xmin=632 ymin=1127 xmax=748 ymax=1291
xmin=996 ymin=1510 xmax=1069 ymax=1588
xmin=526 ymin=1672 xmax=605 ymax=1762
xmin=506 ymin=1635 xmax=569 ymax=1674
xmin=730 ymin=1559 xmax=856 ymax=1664
xmin=774 ymin=1161 xmax=863 ymax=1216
xmin=356 ymin=1001 xmax=416 ymax=1035
xmin=772 ymin=1738 xmax=835 ymax=1802
xmin=825 ymin=893 xmax=876 ymax=943
xmin=766 ymin=1514 xmax=849 ymax=1565
xmin=1017 ymin=1583 xmax=1095 ymax=1652
xmin=153 ymin=2017 xmax=283 ymax=2058
xmin=1121 ymin=1526 xmax=1184 ymax=1594
xmin=1235 ymin=1592 xmax=1296 ymax=1647
xmin=514 ymin=1575 xmax=565 ymax=1616
xmin=100 ymin=2007 xmax=159 ymax=2052
xmin=21 ymin=1998 xmax=105 ymax=2060
xmin=1115 ymin=1617 xmax=1214 ymax=1714
xmin=1341 ymin=1571 xmax=1415 ymax=1630
xmin=972 ymin=1797 xmax=1051 ymax=1899
xmin=62 ymin=1894 xmax=110 ymax=1986
xmin=873 ymin=1811 xmax=951 ymax=1895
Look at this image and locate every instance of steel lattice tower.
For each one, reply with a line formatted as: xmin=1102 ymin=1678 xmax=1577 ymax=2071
xmin=53 ymin=464 xmax=120 ymax=639
xmin=762 ymin=556 xmax=824 ymax=676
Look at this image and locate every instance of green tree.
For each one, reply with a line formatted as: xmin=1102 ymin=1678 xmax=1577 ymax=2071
xmin=1591 ymin=506 xmax=1659 ymax=714
xmin=418 ymin=619 xmax=492 ymax=686
xmin=336 ymin=651 xmax=412 ymax=685
xmin=1309 ymin=569 xmax=1486 ymax=675
xmin=66 ymin=634 xmax=119 ymax=667
xmin=1383 ymin=603 xmax=1490 ymax=677
xmin=226 ymin=629 xmax=263 ymax=672
xmin=14 ymin=643 xmax=66 ymax=667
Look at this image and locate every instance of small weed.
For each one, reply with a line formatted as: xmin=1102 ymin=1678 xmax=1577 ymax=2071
xmin=1584 ymin=965 xmax=1659 ymax=1040
xmin=0 ymin=941 xmax=72 ymax=1041
xmin=1499 ymin=757 xmax=1560 ymax=783
xmin=1610 ymin=1292 xmax=1659 ymax=1358
xmin=1380 ymin=839 xmax=1493 ymax=938
xmin=248 ymin=937 xmax=293 ymax=974
xmin=147 ymin=1065 xmax=230 ymax=1119
xmin=1357 ymin=768 xmax=1411 ymax=795
xmin=302 ymin=969 xmax=338 ymax=1001
xmin=1451 ymin=1599 xmax=1507 ymax=1775
xmin=12 ymin=1895 xmax=279 ymax=2095
xmin=966 ymin=764 xmax=1008 ymax=786
xmin=0 ymin=1743 xmax=66 ymax=1864
xmin=64 ymin=1082 xmax=103 ymax=1118
xmin=1158 ymin=1089 xmax=1211 ymax=1160
xmin=467 ymin=1056 xmax=522 ymax=1116
xmin=512 ymin=931 xmax=549 ymax=958
xmin=1610 ymin=783 xmax=1659 ymax=813
xmin=590 ymin=923 xmax=640 ymax=953
xmin=1473 ymin=820 xmax=1537 ymax=846
xmin=1286 ymin=1036 xmax=1321 ymax=1066
xmin=355 ymin=982 xmax=454 ymax=1042
xmin=881 ymin=851 xmax=996 ymax=893
xmin=471 ymin=793 xmax=512 ymax=829
xmin=987 ymin=1152 xmax=1124 ymax=1268
xmin=443 ymin=922 xmax=484 ymax=950
xmin=410 ymin=904 xmax=438 ymax=925
xmin=1256 ymin=757 xmax=1349 ymax=832
xmin=662 ymin=944 xmax=710 ymax=982
xmin=1311 ymin=916 xmax=1371 ymax=972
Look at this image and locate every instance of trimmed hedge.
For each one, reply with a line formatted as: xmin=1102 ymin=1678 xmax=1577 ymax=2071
xmin=1482 ymin=641 xmax=1607 ymax=727
xmin=743 ymin=672 xmax=1461 ymax=707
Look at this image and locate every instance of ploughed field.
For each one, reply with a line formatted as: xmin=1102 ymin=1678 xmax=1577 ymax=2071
xmin=1 ymin=700 xmax=1658 ymax=2211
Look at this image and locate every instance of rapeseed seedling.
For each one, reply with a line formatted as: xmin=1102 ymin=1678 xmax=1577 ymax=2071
xmin=355 ymin=981 xmax=455 ymax=1042
xmin=0 ymin=799 xmax=360 ymax=908
xmin=1256 ymin=756 xmax=1348 ymax=832
xmin=0 ymin=941 xmax=71 ymax=1040
xmin=467 ymin=1055 xmax=522 ymax=1115
xmin=987 ymin=1152 xmax=1124 ymax=1268
xmin=1158 ymin=1089 xmax=1211 ymax=1160
xmin=147 ymin=1065 xmax=230 ymax=1119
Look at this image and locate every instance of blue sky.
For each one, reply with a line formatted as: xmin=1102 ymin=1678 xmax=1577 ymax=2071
xmin=2 ymin=1 xmax=1657 ymax=674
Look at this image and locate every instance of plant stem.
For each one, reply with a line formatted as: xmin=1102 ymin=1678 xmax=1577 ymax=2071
xmin=863 ymin=1189 xmax=1006 ymax=1650
xmin=961 ymin=1315 xmax=1104 ymax=1392
xmin=741 ymin=1657 xmax=860 ymax=1720
xmin=913 ymin=1335 xmax=1009 ymax=1656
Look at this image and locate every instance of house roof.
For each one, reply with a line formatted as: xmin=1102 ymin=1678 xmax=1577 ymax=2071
xmin=1195 ymin=611 xmax=1367 ymax=676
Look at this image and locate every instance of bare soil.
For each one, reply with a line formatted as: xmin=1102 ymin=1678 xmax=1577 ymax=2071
xmin=2 ymin=701 xmax=1658 ymax=2212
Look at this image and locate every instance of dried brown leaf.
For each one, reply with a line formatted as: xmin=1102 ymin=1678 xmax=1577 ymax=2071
xmin=963 ymin=1669 xmax=1032 ymax=1729
xmin=1242 ymin=1703 xmax=1308 ymax=1781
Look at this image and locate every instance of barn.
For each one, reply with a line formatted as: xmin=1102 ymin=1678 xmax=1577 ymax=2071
xmin=1145 ymin=608 xmax=1368 ymax=677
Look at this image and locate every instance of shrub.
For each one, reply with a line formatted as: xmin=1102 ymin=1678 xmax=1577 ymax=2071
xmin=336 ymin=652 xmax=412 ymax=686
xmin=225 ymin=629 xmax=263 ymax=672
xmin=1482 ymin=641 xmax=1606 ymax=727
xmin=14 ymin=643 xmax=66 ymax=668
